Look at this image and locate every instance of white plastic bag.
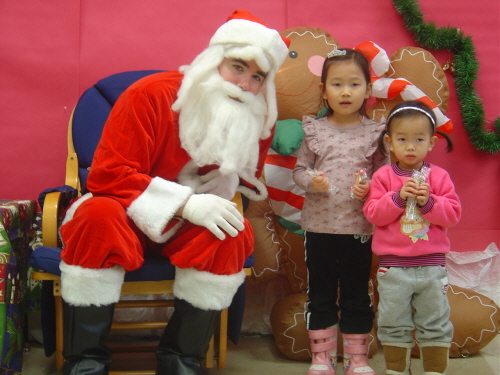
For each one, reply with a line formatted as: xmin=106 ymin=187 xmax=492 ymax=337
xmin=446 ymin=242 xmax=500 ymax=305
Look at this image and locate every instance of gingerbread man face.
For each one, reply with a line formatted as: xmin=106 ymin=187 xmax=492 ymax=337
xmin=277 ymin=27 xmax=340 ymax=121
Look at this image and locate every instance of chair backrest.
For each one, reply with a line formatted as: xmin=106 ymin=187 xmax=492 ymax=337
xmin=72 ymin=70 xmax=164 ymax=190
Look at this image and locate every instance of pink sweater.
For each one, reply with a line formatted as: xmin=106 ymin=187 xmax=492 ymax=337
xmin=363 ymin=162 xmax=461 ymax=257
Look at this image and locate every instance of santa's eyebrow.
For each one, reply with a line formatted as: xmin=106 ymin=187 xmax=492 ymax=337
xmin=233 ymin=59 xmax=267 ymax=80
xmin=256 ymin=71 xmax=267 ymax=80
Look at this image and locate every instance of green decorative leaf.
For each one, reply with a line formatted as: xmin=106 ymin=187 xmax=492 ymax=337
xmin=271 ymin=119 xmax=305 ymax=156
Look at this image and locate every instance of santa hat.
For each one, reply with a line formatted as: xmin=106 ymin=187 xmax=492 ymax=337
xmin=173 ymin=10 xmax=290 ymax=139
xmin=210 ymin=10 xmax=290 ymax=74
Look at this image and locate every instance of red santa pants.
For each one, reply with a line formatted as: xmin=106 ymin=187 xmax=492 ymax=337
xmin=60 ymin=196 xmax=254 ymax=276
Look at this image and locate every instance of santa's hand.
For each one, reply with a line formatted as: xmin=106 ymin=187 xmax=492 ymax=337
xmin=195 ymin=170 xmax=239 ymax=200
xmin=181 ymin=194 xmax=245 ymax=240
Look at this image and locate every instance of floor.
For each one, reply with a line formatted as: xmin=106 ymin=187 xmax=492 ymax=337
xmin=22 ymin=333 xmax=499 ymax=375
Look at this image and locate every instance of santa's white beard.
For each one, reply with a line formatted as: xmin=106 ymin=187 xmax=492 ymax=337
xmin=177 ymin=71 xmax=268 ymax=175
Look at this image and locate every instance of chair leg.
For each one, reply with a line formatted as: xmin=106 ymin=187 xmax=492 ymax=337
xmin=217 ymin=308 xmax=228 ymax=370
xmin=55 ymin=295 xmax=64 ymax=373
xmin=156 ymin=298 xmax=220 ymax=375
xmin=62 ymin=300 xmax=115 ymax=375
xmin=204 ymin=307 xmax=228 ymax=370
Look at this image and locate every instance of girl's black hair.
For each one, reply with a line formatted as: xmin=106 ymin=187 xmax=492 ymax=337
xmin=377 ymin=100 xmax=454 ymax=156
xmin=320 ymin=48 xmax=371 ymax=118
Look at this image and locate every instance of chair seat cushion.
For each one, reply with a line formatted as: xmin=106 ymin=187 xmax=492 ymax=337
xmin=30 ymin=246 xmax=176 ymax=281
xmin=30 ymin=246 xmax=254 ymax=281
xmin=126 ymin=257 xmax=176 ymax=281
xmin=30 ymin=246 xmax=63 ymax=275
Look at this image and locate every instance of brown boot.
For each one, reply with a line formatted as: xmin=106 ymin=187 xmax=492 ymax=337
xmin=421 ymin=345 xmax=449 ymax=375
xmin=382 ymin=343 xmax=413 ymax=375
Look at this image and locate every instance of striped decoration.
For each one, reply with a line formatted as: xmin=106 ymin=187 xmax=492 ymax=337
xmin=355 ymin=41 xmax=454 ymax=134
xmin=265 ymin=149 xmax=304 ymax=231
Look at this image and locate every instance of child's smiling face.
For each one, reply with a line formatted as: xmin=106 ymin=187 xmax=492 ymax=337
xmin=385 ymin=114 xmax=437 ymax=171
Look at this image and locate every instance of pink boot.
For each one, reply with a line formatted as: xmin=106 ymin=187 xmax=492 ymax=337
xmin=343 ymin=333 xmax=375 ymax=375
xmin=307 ymin=327 xmax=337 ymax=375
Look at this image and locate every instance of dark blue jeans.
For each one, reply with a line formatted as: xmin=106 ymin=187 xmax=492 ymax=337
xmin=305 ymin=232 xmax=374 ymax=333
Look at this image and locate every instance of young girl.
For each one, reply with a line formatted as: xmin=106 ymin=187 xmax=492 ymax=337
xmin=293 ymin=48 xmax=388 ymax=375
xmin=363 ymin=101 xmax=461 ymax=375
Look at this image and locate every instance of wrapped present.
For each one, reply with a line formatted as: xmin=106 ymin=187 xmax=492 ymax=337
xmin=0 ymin=200 xmax=38 ymax=374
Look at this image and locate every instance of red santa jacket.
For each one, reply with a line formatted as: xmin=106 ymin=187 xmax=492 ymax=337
xmin=81 ymin=70 xmax=273 ymax=243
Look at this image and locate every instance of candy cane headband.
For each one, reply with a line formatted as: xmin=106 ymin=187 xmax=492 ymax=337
xmin=387 ymin=106 xmax=436 ymax=130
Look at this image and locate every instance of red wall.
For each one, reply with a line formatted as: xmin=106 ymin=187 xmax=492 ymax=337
xmin=0 ymin=0 xmax=498 ymax=252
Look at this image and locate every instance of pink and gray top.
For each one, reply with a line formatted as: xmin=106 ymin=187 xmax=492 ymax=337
xmin=293 ymin=115 xmax=388 ymax=235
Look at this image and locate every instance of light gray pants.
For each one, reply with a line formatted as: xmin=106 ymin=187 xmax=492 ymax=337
xmin=377 ymin=265 xmax=453 ymax=345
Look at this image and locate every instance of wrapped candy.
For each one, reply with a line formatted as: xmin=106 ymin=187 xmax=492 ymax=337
xmin=307 ymin=168 xmax=339 ymax=195
xmin=405 ymin=166 xmax=431 ymax=221
xmin=350 ymin=169 xmax=368 ymax=199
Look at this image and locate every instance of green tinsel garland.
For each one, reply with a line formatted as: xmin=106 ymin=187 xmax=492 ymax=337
xmin=392 ymin=0 xmax=500 ymax=154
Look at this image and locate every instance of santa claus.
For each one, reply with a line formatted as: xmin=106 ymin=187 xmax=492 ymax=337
xmin=58 ymin=10 xmax=290 ymax=375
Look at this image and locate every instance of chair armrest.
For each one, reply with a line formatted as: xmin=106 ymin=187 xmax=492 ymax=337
xmin=232 ymin=192 xmax=243 ymax=215
xmin=42 ymin=191 xmax=63 ymax=247
xmin=65 ymin=151 xmax=79 ymax=190
xmin=31 ymin=271 xmax=60 ymax=281
xmin=39 ymin=184 xmax=79 ymax=248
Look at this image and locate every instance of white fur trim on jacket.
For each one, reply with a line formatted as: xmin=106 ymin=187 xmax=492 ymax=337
xmin=59 ymin=192 xmax=93 ymax=248
xmin=61 ymin=192 xmax=93 ymax=226
xmin=60 ymin=261 xmax=125 ymax=306
xmin=173 ymin=267 xmax=246 ymax=311
xmin=127 ymin=177 xmax=193 ymax=243
xmin=237 ymin=170 xmax=268 ymax=201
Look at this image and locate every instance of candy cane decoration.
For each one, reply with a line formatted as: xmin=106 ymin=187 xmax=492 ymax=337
xmin=265 ymin=148 xmax=305 ymax=229
xmin=355 ymin=41 xmax=391 ymax=77
xmin=355 ymin=41 xmax=453 ymax=134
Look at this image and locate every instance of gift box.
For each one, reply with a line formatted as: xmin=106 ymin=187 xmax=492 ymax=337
xmin=0 ymin=200 xmax=40 ymax=374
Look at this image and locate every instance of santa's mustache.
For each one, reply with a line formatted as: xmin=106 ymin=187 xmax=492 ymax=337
xmin=199 ymin=74 xmax=267 ymax=116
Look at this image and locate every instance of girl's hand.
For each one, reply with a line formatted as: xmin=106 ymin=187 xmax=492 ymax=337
xmin=400 ymin=179 xmax=430 ymax=205
xmin=399 ymin=178 xmax=419 ymax=201
xmin=311 ymin=171 xmax=330 ymax=193
xmin=352 ymin=180 xmax=370 ymax=200
xmin=415 ymin=182 xmax=430 ymax=206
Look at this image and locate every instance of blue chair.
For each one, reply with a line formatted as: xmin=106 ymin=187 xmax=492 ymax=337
xmin=30 ymin=70 xmax=254 ymax=374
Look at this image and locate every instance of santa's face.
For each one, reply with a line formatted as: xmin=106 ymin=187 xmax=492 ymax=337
xmin=177 ymin=60 xmax=268 ymax=175
xmin=218 ymin=58 xmax=267 ymax=96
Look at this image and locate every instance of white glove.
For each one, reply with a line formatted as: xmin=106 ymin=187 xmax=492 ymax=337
xmin=195 ymin=170 xmax=239 ymax=200
xmin=181 ymin=194 xmax=245 ymax=240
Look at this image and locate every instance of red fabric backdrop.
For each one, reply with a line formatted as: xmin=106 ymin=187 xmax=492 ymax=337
xmin=0 ymin=0 xmax=498 ymax=252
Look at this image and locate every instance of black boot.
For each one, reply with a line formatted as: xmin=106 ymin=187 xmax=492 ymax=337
xmin=62 ymin=300 xmax=115 ymax=375
xmin=156 ymin=298 xmax=220 ymax=375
